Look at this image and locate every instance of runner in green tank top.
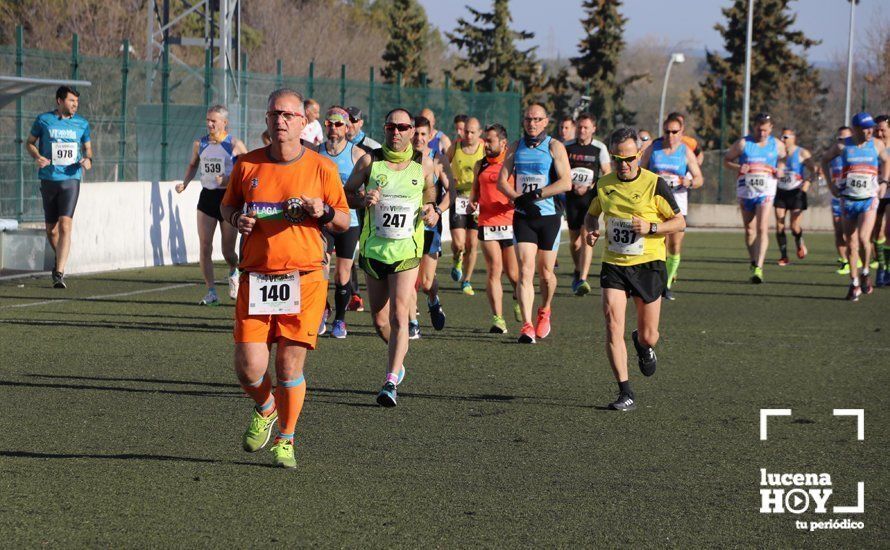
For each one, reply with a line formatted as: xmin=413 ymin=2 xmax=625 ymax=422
xmin=344 ymin=108 xmax=438 ymax=408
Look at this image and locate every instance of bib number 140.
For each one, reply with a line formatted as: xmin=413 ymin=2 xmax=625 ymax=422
xmin=248 ymin=272 xmax=300 ymax=315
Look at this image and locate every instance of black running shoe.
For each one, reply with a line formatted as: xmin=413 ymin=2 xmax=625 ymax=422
xmin=608 ymin=392 xmax=636 ymax=411
xmin=632 ymin=329 xmax=657 ymax=377
xmin=846 ymin=283 xmax=861 ymax=302
xmin=52 ymin=271 xmax=67 ymax=289
xmin=376 ymin=382 xmax=397 ymax=407
xmin=428 ymin=302 xmax=446 ymax=331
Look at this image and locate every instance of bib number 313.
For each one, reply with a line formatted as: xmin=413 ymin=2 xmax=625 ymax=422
xmin=248 ymin=272 xmax=301 ymax=315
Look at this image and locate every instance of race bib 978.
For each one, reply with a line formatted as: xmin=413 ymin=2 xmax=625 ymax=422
xmin=51 ymin=142 xmax=78 ymax=166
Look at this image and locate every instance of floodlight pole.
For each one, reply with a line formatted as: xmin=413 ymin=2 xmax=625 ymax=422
xmin=657 ymin=53 xmax=685 ymax=131
xmin=742 ymin=0 xmax=754 ymax=136
xmin=844 ymin=0 xmax=856 ymax=125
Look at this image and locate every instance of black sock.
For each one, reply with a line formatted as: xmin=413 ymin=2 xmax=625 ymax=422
xmin=618 ymin=380 xmax=633 ymax=397
xmin=776 ymin=231 xmax=788 ymax=259
xmin=573 ymin=270 xmax=580 ymax=279
xmin=334 ymin=282 xmax=351 ymax=321
xmin=792 ymin=230 xmax=803 ymax=247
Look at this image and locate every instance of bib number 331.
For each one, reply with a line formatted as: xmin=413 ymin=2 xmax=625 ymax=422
xmin=607 ymin=218 xmax=644 ymax=256
xmin=248 ymin=272 xmax=301 ymax=315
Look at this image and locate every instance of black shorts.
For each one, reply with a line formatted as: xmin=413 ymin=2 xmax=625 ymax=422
xmin=477 ymin=225 xmax=515 ymax=248
xmin=513 ymin=214 xmax=561 ymax=251
xmin=600 ymin=261 xmax=666 ymax=304
xmin=323 ymin=226 xmax=360 ymax=259
xmin=197 ymin=188 xmax=226 ymax=221
xmin=774 ymin=188 xmax=807 ymax=211
xmin=565 ymin=191 xmax=594 ymax=230
xmin=878 ymin=197 xmax=890 ymax=219
xmin=40 ymin=179 xmax=80 ymax=223
xmin=449 ymin=211 xmax=478 ymax=230
xmin=359 ymin=255 xmax=421 ymax=280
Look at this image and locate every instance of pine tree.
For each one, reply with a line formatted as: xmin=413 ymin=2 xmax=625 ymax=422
xmin=380 ymin=0 xmax=428 ymax=86
xmin=688 ymin=0 xmax=826 ymax=148
xmin=544 ymin=65 xmax=575 ymax=121
xmin=571 ymin=0 xmax=642 ymax=131
xmin=446 ymin=0 xmax=544 ymax=100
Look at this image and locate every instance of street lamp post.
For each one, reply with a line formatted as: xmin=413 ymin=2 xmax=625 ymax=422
xmin=844 ymin=0 xmax=857 ymax=125
xmin=742 ymin=0 xmax=754 ymax=136
xmin=657 ymin=52 xmax=686 ymax=130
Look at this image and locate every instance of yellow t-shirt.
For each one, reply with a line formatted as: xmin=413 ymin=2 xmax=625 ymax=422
xmin=450 ymin=141 xmax=484 ymax=196
xmin=587 ymin=168 xmax=681 ymax=266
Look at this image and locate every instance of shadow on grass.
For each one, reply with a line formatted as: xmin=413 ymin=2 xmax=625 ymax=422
xmin=0 ymin=318 xmax=230 ymax=334
xmin=0 ymin=379 xmax=241 ymax=398
xmin=0 ymin=450 xmax=276 ymax=468
xmin=676 ymin=289 xmax=842 ymax=302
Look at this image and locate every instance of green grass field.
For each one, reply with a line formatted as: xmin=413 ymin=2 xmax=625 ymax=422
xmin=0 ymin=231 xmax=886 ymax=547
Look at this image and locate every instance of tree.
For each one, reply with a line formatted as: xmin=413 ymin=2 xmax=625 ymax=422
xmin=380 ymin=0 xmax=429 ymax=86
xmin=571 ymin=0 xmax=643 ymax=131
xmin=688 ymin=0 xmax=826 ymax=148
xmin=544 ymin=65 xmax=575 ymax=121
xmin=446 ymin=0 xmax=544 ymax=100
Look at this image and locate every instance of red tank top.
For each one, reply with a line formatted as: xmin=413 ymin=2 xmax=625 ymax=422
xmin=477 ymin=151 xmax=514 ymax=226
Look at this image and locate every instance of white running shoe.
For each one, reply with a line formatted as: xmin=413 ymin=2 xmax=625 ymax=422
xmin=228 ymin=268 xmax=239 ymax=300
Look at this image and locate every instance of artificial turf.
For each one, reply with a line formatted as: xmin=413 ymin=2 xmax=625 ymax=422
xmin=0 ymin=231 xmax=886 ymax=547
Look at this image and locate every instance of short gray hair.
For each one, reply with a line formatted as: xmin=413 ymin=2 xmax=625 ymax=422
xmin=267 ymin=88 xmax=305 ymax=112
xmin=608 ymin=127 xmax=639 ymax=151
xmin=207 ymin=104 xmax=228 ymax=119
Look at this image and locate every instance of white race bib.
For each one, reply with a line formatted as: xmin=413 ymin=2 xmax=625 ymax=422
xmin=202 ymin=157 xmax=224 ymax=176
xmin=455 ymin=196 xmax=473 ymax=215
xmin=571 ymin=167 xmax=595 ymax=187
xmin=661 ymin=174 xmax=681 ymax=189
xmin=248 ymin=272 xmax=300 ymax=315
xmin=607 ymin=218 xmax=644 ymax=256
xmin=375 ymin=198 xmax=415 ymax=239
xmin=516 ymin=174 xmax=545 ymax=195
xmin=483 ymin=225 xmax=514 ymax=240
xmin=743 ymin=173 xmax=776 ymax=196
xmin=51 ymin=142 xmax=78 ymax=166
xmin=843 ymin=172 xmax=876 ymax=199
xmin=777 ymin=173 xmax=801 ymax=191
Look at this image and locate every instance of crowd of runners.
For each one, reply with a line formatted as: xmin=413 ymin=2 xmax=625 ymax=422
xmin=26 ymin=84 xmax=889 ymax=466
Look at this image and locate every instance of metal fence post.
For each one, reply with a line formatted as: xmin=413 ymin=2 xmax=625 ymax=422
xmin=15 ymin=25 xmax=24 ymax=221
xmin=70 ymin=33 xmax=79 ymax=80
xmin=396 ymin=72 xmax=402 ymax=105
xmin=340 ymin=64 xmax=346 ymax=106
xmin=444 ymin=72 xmax=450 ymax=124
xmin=276 ymin=59 xmax=283 ymax=89
xmin=118 ymin=39 xmax=130 ymax=181
xmin=718 ymin=83 xmax=727 ymax=203
xmin=368 ymin=66 xmax=375 ymax=138
xmin=160 ymin=37 xmax=170 ymax=181
xmin=203 ymin=48 xmax=213 ymax=109
xmin=241 ymin=52 xmax=249 ymax=143
xmin=308 ymin=61 xmax=315 ymax=99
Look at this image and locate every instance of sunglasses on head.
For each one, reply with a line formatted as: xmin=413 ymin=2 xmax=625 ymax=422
xmin=611 ymin=152 xmax=640 ymax=164
xmin=384 ymin=122 xmax=413 ymax=132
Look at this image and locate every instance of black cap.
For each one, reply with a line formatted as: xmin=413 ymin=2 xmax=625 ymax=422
xmin=346 ymin=106 xmax=363 ymax=123
xmin=753 ymin=112 xmax=772 ymax=123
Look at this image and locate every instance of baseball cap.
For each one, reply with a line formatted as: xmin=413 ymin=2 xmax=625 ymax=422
xmin=346 ymin=106 xmax=363 ymax=123
xmin=851 ymin=112 xmax=875 ymax=129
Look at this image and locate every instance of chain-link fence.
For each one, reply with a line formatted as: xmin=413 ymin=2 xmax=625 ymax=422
xmin=1 ymin=30 xmax=521 ymax=222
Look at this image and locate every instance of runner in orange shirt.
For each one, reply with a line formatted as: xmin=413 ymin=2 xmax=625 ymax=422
xmin=220 ymin=88 xmax=350 ymax=468
xmin=471 ymin=123 xmax=520 ymax=333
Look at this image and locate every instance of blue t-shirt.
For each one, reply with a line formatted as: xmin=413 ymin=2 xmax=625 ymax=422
xmin=30 ymin=111 xmax=91 ymax=181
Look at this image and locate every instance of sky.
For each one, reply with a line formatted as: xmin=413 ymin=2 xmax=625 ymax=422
xmin=418 ymin=0 xmax=884 ymax=65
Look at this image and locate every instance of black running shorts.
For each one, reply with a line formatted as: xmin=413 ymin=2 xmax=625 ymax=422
xmin=774 ymin=188 xmax=807 ymax=211
xmin=600 ymin=260 xmax=667 ymax=304
xmin=565 ymin=191 xmax=595 ymax=230
xmin=197 ymin=188 xmax=226 ymax=221
xmin=40 ymin=179 xmax=80 ymax=223
xmin=513 ymin=213 xmax=561 ymax=251
xmin=323 ymin=226 xmax=361 ymax=260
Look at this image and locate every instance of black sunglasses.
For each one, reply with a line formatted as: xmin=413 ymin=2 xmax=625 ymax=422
xmin=385 ymin=122 xmax=413 ymax=132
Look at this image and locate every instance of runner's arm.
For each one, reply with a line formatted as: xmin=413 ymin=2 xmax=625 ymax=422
xmin=344 ymin=153 xmax=373 ymax=209
xmin=179 ymin=141 xmax=201 ymax=191
xmin=25 ymin=134 xmax=49 ymax=167
xmin=435 ymin=152 xmax=453 ymax=213
xmin=799 ymin=148 xmax=813 ymax=192
xmin=543 ymin=139 xmax=572 ymax=197
xmin=723 ymin=139 xmax=744 ymax=172
xmin=497 ymin=142 xmax=519 ymax=200
xmin=469 ymin=160 xmax=482 ymax=205
xmin=439 ymin=133 xmax=453 ymax=154
xmin=219 ymin=139 xmax=248 ymax=187
xmin=599 ymin=146 xmax=612 ymax=177
xmin=686 ymin=147 xmax=704 ymax=189
xmin=775 ymin=141 xmax=787 ymax=178
xmin=821 ymin=144 xmax=843 ymax=197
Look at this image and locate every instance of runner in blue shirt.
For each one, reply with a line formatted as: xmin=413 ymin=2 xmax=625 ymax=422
xmin=26 ymin=86 xmax=93 ymax=289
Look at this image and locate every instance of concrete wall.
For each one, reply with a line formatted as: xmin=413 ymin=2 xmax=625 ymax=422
xmin=1 ymin=181 xmax=836 ymax=275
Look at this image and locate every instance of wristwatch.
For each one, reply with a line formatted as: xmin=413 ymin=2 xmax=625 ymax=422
xmin=649 ymin=223 xmax=658 ymax=235
xmin=433 ymin=204 xmax=442 ymax=216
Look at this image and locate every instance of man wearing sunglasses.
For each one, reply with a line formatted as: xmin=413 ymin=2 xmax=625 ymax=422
xmin=640 ymin=113 xmax=703 ymax=300
xmin=220 ymin=88 xmax=351 ymax=468
xmin=447 ymin=117 xmax=485 ymax=295
xmin=774 ymin=128 xmax=816 ymax=266
xmin=584 ymin=127 xmax=685 ymax=411
xmin=822 ymin=112 xmax=890 ymax=300
xmin=346 ymin=106 xmax=382 ymax=152
xmin=318 ymin=106 xmax=366 ymax=339
xmin=498 ymin=103 xmax=573 ymax=344
xmin=344 ymin=108 xmax=439 ymax=407
xmin=565 ymin=112 xmax=611 ymax=297
xmin=724 ymin=112 xmax=786 ymax=284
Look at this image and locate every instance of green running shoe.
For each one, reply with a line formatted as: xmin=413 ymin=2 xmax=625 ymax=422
xmin=513 ymin=301 xmax=522 ymax=323
xmin=751 ymin=266 xmax=763 ymax=284
xmin=270 ymin=438 xmax=296 ymax=468
xmin=451 ymin=258 xmax=463 ymax=282
xmin=869 ymin=259 xmax=879 ymax=270
xmin=242 ymin=408 xmax=278 ymax=452
xmin=461 ymin=281 xmax=475 ymax=296
xmin=836 ymin=260 xmax=850 ymax=275
xmin=575 ymin=280 xmax=591 ymax=296
xmin=490 ymin=315 xmax=507 ymax=334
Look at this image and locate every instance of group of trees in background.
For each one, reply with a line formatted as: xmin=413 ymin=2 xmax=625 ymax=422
xmin=0 ymin=0 xmax=886 ymax=147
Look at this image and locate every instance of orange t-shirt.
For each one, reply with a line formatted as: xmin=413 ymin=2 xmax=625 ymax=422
xmin=222 ymin=146 xmax=348 ymax=274
xmin=476 ymin=152 xmax=514 ymax=227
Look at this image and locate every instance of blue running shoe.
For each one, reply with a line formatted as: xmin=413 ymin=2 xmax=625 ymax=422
xmin=450 ymin=258 xmax=463 ymax=282
xmin=428 ymin=301 xmax=446 ymax=330
xmin=376 ymin=382 xmax=397 ymax=407
xmin=408 ymin=320 xmax=421 ymax=339
xmin=331 ymin=320 xmax=347 ymax=338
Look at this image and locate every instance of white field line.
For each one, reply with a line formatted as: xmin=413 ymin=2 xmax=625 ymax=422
xmin=0 ymin=283 xmax=194 ymax=310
